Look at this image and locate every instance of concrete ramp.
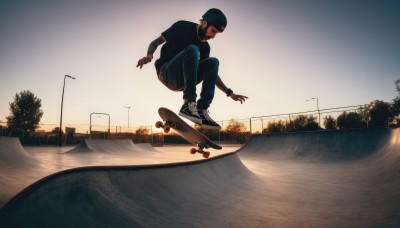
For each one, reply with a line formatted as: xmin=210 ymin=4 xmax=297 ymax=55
xmin=1 ymin=128 xmax=399 ymax=227
xmin=0 ymin=137 xmax=38 ymax=168
xmin=133 ymin=143 xmax=159 ymax=153
xmin=66 ymin=139 xmax=158 ymax=154
xmin=0 ymin=137 xmax=40 ymax=206
xmin=0 ymin=153 xmax=255 ymax=227
xmin=238 ymin=128 xmax=390 ymax=161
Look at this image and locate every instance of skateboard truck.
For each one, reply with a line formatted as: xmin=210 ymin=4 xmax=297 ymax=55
xmin=155 ymin=120 xmax=178 ymax=134
xmin=156 ymin=107 xmax=221 ymax=159
xmin=190 ymin=144 xmax=211 ymax=159
xmin=155 ymin=121 xmax=211 ymax=159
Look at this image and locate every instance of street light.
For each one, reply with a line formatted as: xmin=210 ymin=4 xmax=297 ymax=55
xmin=306 ymin=97 xmax=320 ymax=125
xmin=59 ymin=75 xmax=76 ymax=147
xmin=123 ymin=106 xmax=131 ymax=128
xmin=260 ymin=117 xmax=264 ymax=133
xmin=90 ymin=112 xmax=110 ymax=139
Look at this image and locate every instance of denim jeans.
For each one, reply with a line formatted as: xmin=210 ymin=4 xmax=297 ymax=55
xmin=158 ymin=45 xmax=219 ymax=109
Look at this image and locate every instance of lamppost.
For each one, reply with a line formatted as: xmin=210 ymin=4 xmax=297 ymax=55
xmin=90 ymin=112 xmax=110 ymax=139
xmin=59 ymin=75 xmax=76 ymax=146
xmin=306 ymin=97 xmax=320 ymax=125
xmin=123 ymin=106 xmax=131 ymax=128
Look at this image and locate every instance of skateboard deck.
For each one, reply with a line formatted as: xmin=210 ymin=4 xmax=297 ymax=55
xmin=156 ymin=107 xmax=222 ymax=158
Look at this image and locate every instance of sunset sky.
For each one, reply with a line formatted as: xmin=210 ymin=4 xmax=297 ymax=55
xmin=1 ymin=0 xmax=399 ymax=133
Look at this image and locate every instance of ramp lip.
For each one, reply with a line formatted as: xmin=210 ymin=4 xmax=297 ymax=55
xmin=65 ymin=138 xmax=160 ymax=154
xmin=238 ymin=127 xmax=392 ymax=161
xmin=0 ymin=136 xmax=39 ymax=166
xmin=0 ymin=151 xmax=237 ymax=211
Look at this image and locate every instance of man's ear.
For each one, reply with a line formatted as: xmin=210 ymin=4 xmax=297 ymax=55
xmin=200 ymin=20 xmax=208 ymax=28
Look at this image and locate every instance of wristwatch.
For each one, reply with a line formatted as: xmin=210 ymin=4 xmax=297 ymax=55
xmin=226 ymin=88 xmax=233 ymax=97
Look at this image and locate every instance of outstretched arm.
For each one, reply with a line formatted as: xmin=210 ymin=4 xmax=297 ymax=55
xmin=216 ymin=76 xmax=248 ymax=104
xmin=136 ymin=36 xmax=166 ymax=69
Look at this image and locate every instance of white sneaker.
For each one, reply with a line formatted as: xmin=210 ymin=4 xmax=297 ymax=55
xmin=179 ymin=102 xmax=202 ymax=124
xmin=198 ymin=109 xmax=221 ymax=131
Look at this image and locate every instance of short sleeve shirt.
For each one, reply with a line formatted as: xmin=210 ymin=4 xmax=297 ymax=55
xmin=155 ymin=20 xmax=210 ymax=73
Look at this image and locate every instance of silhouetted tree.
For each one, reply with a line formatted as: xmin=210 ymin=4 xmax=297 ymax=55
xmin=357 ymin=105 xmax=370 ymax=126
xmin=337 ymin=111 xmax=365 ymax=129
xmin=391 ymin=97 xmax=400 ymax=127
xmin=390 ymin=79 xmax=400 ymax=127
xmin=323 ymin=115 xmax=337 ymax=130
xmin=6 ymin=90 xmax=43 ymax=133
xmin=265 ymin=120 xmax=286 ymax=133
xmin=265 ymin=115 xmax=320 ymax=133
xmin=225 ymin=119 xmax=246 ymax=142
xmin=51 ymin=127 xmax=63 ymax=134
xmin=291 ymin=115 xmax=320 ymax=131
xmin=395 ymin=79 xmax=400 ymax=94
xmin=367 ymin=100 xmax=391 ymax=127
xmin=135 ymin=126 xmax=150 ymax=143
xmin=136 ymin=126 xmax=149 ymax=135
xmin=225 ymin=119 xmax=246 ymax=133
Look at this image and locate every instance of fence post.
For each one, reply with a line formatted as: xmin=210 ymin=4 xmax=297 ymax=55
xmin=249 ymin=118 xmax=252 ymax=134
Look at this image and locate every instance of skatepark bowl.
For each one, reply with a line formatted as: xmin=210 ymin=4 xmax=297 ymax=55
xmin=0 ymin=127 xmax=399 ymax=227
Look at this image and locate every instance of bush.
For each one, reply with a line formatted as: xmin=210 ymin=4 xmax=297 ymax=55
xmin=366 ymin=100 xmax=391 ymax=127
xmin=337 ymin=111 xmax=365 ymax=129
xmin=390 ymin=97 xmax=400 ymax=127
xmin=265 ymin=115 xmax=319 ymax=133
xmin=265 ymin=120 xmax=286 ymax=133
xmin=323 ymin=115 xmax=337 ymax=130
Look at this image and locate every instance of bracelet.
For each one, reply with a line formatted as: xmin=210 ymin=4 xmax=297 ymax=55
xmin=226 ymin=88 xmax=233 ymax=97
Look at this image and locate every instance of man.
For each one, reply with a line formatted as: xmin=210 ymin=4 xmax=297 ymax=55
xmin=137 ymin=8 xmax=248 ymax=130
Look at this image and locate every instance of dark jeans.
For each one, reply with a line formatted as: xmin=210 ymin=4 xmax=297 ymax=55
xmin=158 ymin=45 xmax=219 ymax=109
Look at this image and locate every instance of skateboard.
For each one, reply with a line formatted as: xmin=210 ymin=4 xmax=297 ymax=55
xmin=156 ymin=107 xmax=222 ymax=158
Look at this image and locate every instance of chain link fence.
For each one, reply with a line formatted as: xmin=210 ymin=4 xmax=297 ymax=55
xmin=0 ymin=104 xmax=375 ymax=145
xmin=249 ymin=104 xmax=368 ymax=133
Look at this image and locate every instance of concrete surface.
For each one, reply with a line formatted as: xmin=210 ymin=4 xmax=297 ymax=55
xmin=0 ymin=137 xmax=38 ymax=168
xmin=0 ymin=128 xmax=399 ymax=227
xmin=0 ymin=138 xmax=238 ymax=209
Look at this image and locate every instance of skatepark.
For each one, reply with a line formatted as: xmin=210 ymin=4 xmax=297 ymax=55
xmin=0 ymin=127 xmax=399 ymax=227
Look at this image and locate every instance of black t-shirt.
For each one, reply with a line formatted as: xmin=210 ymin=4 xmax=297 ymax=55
xmin=155 ymin=20 xmax=211 ymax=73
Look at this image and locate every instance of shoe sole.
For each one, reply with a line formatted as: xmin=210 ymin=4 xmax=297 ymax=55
xmin=179 ymin=112 xmax=202 ymax=125
xmin=201 ymin=124 xmax=222 ymax=131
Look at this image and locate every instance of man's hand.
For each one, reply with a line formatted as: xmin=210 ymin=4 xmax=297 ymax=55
xmin=136 ymin=36 xmax=165 ymax=69
xmin=136 ymin=55 xmax=153 ymax=69
xmin=230 ymin=93 xmax=248 ymax=104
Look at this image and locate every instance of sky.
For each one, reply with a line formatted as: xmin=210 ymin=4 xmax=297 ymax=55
xmin=1 ymin=0 xmax=399 ymax=133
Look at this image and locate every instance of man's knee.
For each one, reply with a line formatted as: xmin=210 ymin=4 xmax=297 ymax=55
xmin=183 ymin=45 xmax=200 ymax=57
xmin=208 ymin=57 xmax=219 ymax=68
xmin=202 ymin=57 xmax=219 ymax=72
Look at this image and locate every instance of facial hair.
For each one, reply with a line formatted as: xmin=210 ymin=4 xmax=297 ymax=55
xmin=198 ymin=25 xmax=212 ymax=41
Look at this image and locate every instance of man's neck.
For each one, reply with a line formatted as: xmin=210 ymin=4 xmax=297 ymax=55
xmin=196 ymin=25 xmax=207 ymax=43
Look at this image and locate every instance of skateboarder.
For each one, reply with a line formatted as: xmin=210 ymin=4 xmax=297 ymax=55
xmin=137 ymin=8 xmax=248 ymax=130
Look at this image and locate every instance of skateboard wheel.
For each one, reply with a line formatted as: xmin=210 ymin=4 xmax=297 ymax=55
xmin=203 ymin=152 xmax=210 ymax=158
xmin=164 ymin=125 xmax=171 ymax=133
xmin=155 ymin=121 xmax=163 ymax=128
xmin=190 ymin=148 xmax=197 ymax=154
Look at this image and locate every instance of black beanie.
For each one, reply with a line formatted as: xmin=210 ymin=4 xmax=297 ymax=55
xmin=202 ymin=8 xmax=227 ymax=32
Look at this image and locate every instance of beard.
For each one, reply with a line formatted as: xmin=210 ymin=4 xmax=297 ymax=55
xmin=198 ymin=25 xmax=212 ymax=40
